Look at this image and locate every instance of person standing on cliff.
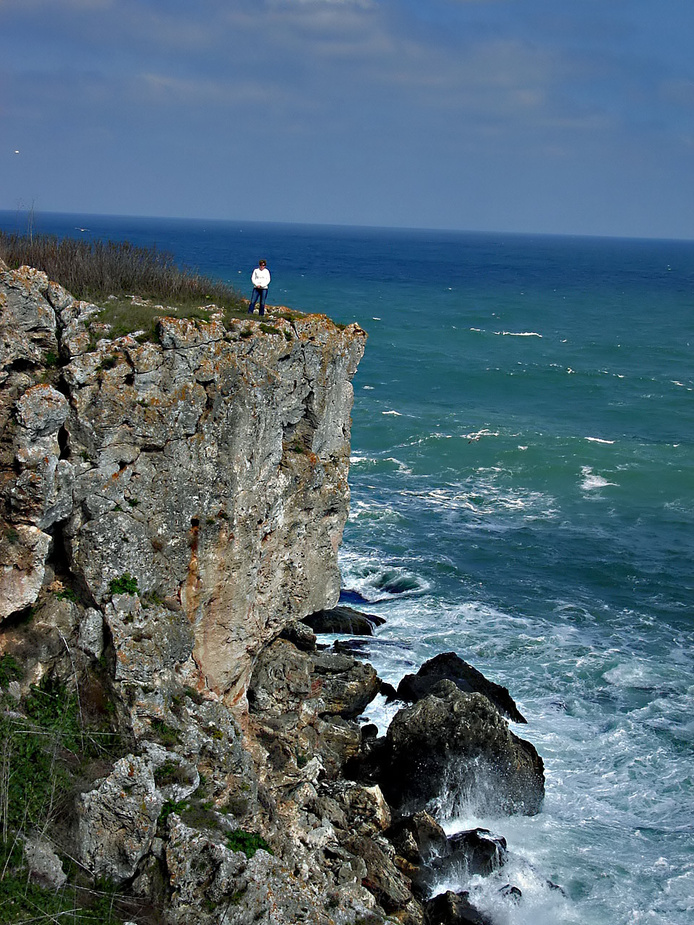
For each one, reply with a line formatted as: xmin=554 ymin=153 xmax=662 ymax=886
xmin=248 ymin=259 xmax=271 ymax=316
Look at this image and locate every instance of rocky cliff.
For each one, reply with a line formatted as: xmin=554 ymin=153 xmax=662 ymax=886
xmin=1 ymin=261 xmax=365 ymax=707
xmin=0 ymin=261 xmax=545 ymax=925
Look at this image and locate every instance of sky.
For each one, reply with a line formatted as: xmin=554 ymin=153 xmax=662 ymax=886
xmin=2 ymin=0 xmax=694 ymax=239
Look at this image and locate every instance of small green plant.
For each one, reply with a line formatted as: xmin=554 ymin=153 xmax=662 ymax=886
xmin=159 ymin=798 xmax=188 ymax=826
xmin=45 ymin=350 xmax=59 ymax=367
xmin=55 ymin=587 xmax=79 ymax=603
xmin=154 ymin=760 xmax=184 ymax=787
xmin=0 ymin=654 xmax=22 ymax=687
xmin=151 ymin=718 xmax=179 ymax=746
xmin=108 ymin=573 xmax=139 ymax=596
xmin=258 ymin=323 xmax=281 ymax=336
xmin=225 ymin=830 xmax=272 ymax=859
xmin=97 ymin=355 xmax=119 ymax=372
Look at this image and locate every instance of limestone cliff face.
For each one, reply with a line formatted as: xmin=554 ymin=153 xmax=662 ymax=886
xmin=0 ymin=260 xmax=366 ymax=706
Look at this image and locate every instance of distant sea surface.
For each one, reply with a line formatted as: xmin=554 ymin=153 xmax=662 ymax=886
xmin=3 ymin=211 xmax=694 ymax=924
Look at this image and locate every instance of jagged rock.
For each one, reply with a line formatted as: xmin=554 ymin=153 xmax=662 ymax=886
xmin=303 ymin=605 xmax=386 ymax=636
xmin=387 ymin=817 xmax=507 ymax=900
xmin=346 ymin=835 xmax=415 ymax=914
xmin=166 ymin=816 xmax=383 ymax=925
xmin=353 ymin=681 xmax=544 ymax=817
xmin=388 ymin=811 xmax=449 ymax=866
xmin=74 ymin=754 xmax=165 ymax=882
xmin=395 ymin=652 xmax=526 ymax=723
xmin=280 ymin=619 xmax=317 ymax=652
xmin=424 ymin=890 xmax=494 ymax=925
xmin=443 ymin=828 xmax=508 ymax=877
xmin=23 ymin=837 xmax=67 ymax=890
xmin=0 ymin=523 xmax=51 ymax=621
xmin=77 ymin=606 xmax=104 ymax=660
xmin=248 ymin=636 xmax=380 ymax=721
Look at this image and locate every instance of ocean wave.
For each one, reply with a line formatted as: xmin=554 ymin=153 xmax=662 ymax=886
xmin=349 ymin=455 xmax=412 ymax=474
xmin=399 ymin=484 xmax=558 ymax=519
xmin=348 ymin=499 xmax=403 ymax=524
xmin=584 ymin=437 xmax=615 ymax=445
xmin=462 ymin=429 xmax=500 ymax=441
xmin=580 ymin=466 xmax=617 ymax=491
xmin=382 ymin=410 xmax=403 ymax=416
xmin=494 ymin=331 xmax=543 ymax=337
xmin=339 ymin=549 xmax=429 ymax=604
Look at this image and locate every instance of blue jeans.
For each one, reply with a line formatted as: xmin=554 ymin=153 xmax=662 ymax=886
xmin=248 ymin=287 xmax=268 ymax=315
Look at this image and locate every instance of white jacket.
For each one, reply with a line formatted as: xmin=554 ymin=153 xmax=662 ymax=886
xmin=251 ymin=267 xmax=271 ymax=289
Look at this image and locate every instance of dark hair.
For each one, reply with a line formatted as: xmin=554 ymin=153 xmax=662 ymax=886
xmin=259 ymin=259 xmax=267 ymax=266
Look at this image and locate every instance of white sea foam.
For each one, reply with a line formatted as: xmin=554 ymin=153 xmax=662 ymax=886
xmin=382 ymin=410 xmax=402 ymax=416
xmin=580 ymin=466 xmax=616 ymax=490
xmin=462 ymin=429 xmax=501 ymax=441
xmin=584 ymin=436 xmax=615 ymax=445
xmin=494 ymin=331 xmax=543 ymax=337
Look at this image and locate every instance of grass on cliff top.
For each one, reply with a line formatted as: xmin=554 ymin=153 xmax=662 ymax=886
xmin=0 ymin=231 xmax=249 ymax=328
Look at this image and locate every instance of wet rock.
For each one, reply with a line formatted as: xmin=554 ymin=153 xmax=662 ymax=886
xmin=499 ymin=883 xmax=522 ymax=903
xmin=424 ymin=890 xmax=494 ymax=925
xmin=304 ymin=605 xmax=386 ymax=636
xmin=352 ymin=681 xmax=544 ymax=817
xmin=444 ymin=828 xmax=508 ymax=877
xmin=396 ymin=652 xmax=526 ymax=723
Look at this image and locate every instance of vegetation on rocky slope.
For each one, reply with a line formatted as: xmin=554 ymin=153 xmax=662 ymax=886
xmin=0 ymin=231 xmax=247 ymax=314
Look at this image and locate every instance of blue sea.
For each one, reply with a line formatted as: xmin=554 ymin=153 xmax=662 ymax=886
xmin=2 ymin=211 xmax=693 ymax=924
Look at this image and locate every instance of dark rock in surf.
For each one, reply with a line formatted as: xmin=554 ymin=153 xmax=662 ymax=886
xmin=424 ymin=890 xmax=494 ymax=925
xmin=388 ymin=811 xmax=449 ymax=866
xmin=352 ymin=681 xmax=544 ymax=817
xmin=396 ymin=652 xmax=527 ymax=723
xmin=440 ymin=828 xmax=508 ymax=879
xmin=303 ymin=604 xmax=386 ymax=636
xmin=387 ymin=816 xmax=508 ymax=900
xmin=499 ymin=884 xmax=522 ymax=903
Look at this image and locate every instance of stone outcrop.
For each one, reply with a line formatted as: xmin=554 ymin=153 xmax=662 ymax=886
xmin=303 ymin=604 xmax=386 ymax=636
xmin=394 ymin=651 xmax=527 ymax=723
xmin=349 ymin=681 xmax=544 ymax=818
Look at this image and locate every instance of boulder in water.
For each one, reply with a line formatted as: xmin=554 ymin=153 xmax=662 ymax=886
xmin=303 ymin=605 xmax=386 ymax=636
xmin=353 ymin=681 xmax=544 ymax=817
xmin=395 ymin=652 xmax=526 ymax=723
xmin=424 ymin=890 xmax=494 ymax=925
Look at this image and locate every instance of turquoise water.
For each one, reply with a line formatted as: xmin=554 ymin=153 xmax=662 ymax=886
xmin=3 ymin=212 xmax=694 ymax=923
